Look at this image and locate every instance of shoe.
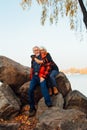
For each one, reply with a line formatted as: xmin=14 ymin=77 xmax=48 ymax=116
xmin=29 ymin=108 xmax=36 ymax=117
xmin=53 ymin=87 xmax=58 ymax=95
xmin=48 ymin=88 xmax=53 ymax=96
xmin=47 ymin=104 xmax=53 ymax=107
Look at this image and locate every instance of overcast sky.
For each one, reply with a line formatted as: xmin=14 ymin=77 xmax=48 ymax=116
xmin=0 ymin=0 xmax=87 ymax=70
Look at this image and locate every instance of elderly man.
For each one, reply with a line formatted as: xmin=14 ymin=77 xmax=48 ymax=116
xmin=28 ymin=46 xmax=52 ymax=117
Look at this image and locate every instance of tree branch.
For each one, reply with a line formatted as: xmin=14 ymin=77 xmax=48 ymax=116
xmin=78 ymin=0 xmax=87 ymax=29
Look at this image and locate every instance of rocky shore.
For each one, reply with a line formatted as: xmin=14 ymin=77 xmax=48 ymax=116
xmin=0 ymin=56 xmax=87 ymax=130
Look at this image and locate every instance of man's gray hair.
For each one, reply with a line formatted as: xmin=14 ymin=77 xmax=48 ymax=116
xmin=32 ymin=46 xmax=40 ymax=50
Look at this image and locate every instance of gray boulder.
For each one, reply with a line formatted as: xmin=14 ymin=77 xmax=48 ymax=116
xmin=56 ymin=72 xmax=72 ymax=97
xmin=0 ymin=83 xmax=21 ymax=119
xmin=18 ymin=81 xmax=42 ymax=105
xmin=0 ymin=56 xmax=30 ymax=90
xmin=36 ymin=93 xmax=64 ymax=119
xmin=18 ymin=72 xmax=71 ymax=105
xmin=65 ymin=90 xmax=87 ymax=116
xmin=35 ymin=107 xmax=87 ymax=130
xmin=0 ymin=122 xmax=20 ymax=130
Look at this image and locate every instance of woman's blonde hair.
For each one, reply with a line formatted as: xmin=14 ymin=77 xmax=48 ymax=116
xmin=40 ymin=46 xmax=47 ymax=52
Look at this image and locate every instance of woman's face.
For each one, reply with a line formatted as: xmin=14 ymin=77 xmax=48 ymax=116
xmin=40 ymin=49 xmax=46 ymax=54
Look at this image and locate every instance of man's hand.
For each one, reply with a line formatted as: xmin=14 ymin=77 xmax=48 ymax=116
xmin=30 ymin=55 xmax=36 ymax=60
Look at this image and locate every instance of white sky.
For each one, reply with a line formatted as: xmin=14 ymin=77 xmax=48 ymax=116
xmin=0 ymin=0 xmax=87 ymax=70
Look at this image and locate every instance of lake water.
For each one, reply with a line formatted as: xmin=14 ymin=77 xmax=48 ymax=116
xmin=66 ymin=74 xmax=87 ymax=97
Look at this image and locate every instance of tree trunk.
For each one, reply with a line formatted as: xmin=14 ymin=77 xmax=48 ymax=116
xmin=78 ymin=0 xmax=87 ymax=29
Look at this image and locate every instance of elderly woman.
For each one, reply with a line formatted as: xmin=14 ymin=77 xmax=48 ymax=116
xmin=34 ymin=46 xmax=59 ymax=96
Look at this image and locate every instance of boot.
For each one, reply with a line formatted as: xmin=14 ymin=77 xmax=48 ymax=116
xmin=48 ymin=88 xmax=53 ymax=96
xmin=53 ymin=87 xmax=58 ymax=95
xmin=29 ymin=108 xmax=36 ymax=117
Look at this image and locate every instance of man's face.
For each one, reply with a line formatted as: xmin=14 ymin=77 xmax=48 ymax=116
xmin=33 ymin=47 xmax=40 ymax=56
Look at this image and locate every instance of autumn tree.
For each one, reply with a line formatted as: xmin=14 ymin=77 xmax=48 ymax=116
xmin=21 ymin=0 xmax=87 ymax=29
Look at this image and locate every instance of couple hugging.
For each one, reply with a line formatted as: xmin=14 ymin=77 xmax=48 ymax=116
xmin=28 ymin=46 xmax=59 ymax=117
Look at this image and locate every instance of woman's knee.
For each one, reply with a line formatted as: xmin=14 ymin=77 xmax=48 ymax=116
xmin=40 ymin=77 xmax=45 ymax=82
xmin=50 ymin=73 xmax=54 ymax=79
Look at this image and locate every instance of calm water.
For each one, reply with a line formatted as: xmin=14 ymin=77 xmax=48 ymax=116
xmin=66 ymin=74 xmax=87 ymax=97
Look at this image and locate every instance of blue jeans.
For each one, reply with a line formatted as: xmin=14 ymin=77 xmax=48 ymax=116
xmin=49 ymin=70 xmax=59 ymax=87
xmin=28 ymin=75 xmax=52 ymax=109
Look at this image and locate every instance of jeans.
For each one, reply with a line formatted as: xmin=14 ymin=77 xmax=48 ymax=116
xmin=49 ymin=70 xmax=59 ymax=87
xmin=28 ymin=75 xmax=52 ymax=109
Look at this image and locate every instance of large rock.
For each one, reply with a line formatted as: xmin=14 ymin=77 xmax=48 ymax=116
xmin=0 ymin=122 xmax=20 ymax=130
xmin=18 ymin=81 xmax=42 ymax=105
xmin=35 ymin=107 xmax=87 ymax=130
xmin=36 ymin=94 xmax=64 ymax=119
xmin=19 ymin=72 xmax=72 ymax=105
xmin=65 ymin=90 xmax=87 ymax=116
xmin=0 ymin=56 xmax=30 ymax=89
xmin=0 ymin=83 xmax=21 ymax=119
xmin=56 ymin=72 xmax=72 ymax=97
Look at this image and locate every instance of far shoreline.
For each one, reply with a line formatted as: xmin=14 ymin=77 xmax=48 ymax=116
xmin=61 ymin=67 xmax=87 ymax=75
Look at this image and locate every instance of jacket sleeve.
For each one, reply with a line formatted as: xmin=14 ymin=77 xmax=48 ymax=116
xmin=29 ymin=68 xmax=33 ymax=80
xmin=29 ymin=60 xmax=34 ymax=80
